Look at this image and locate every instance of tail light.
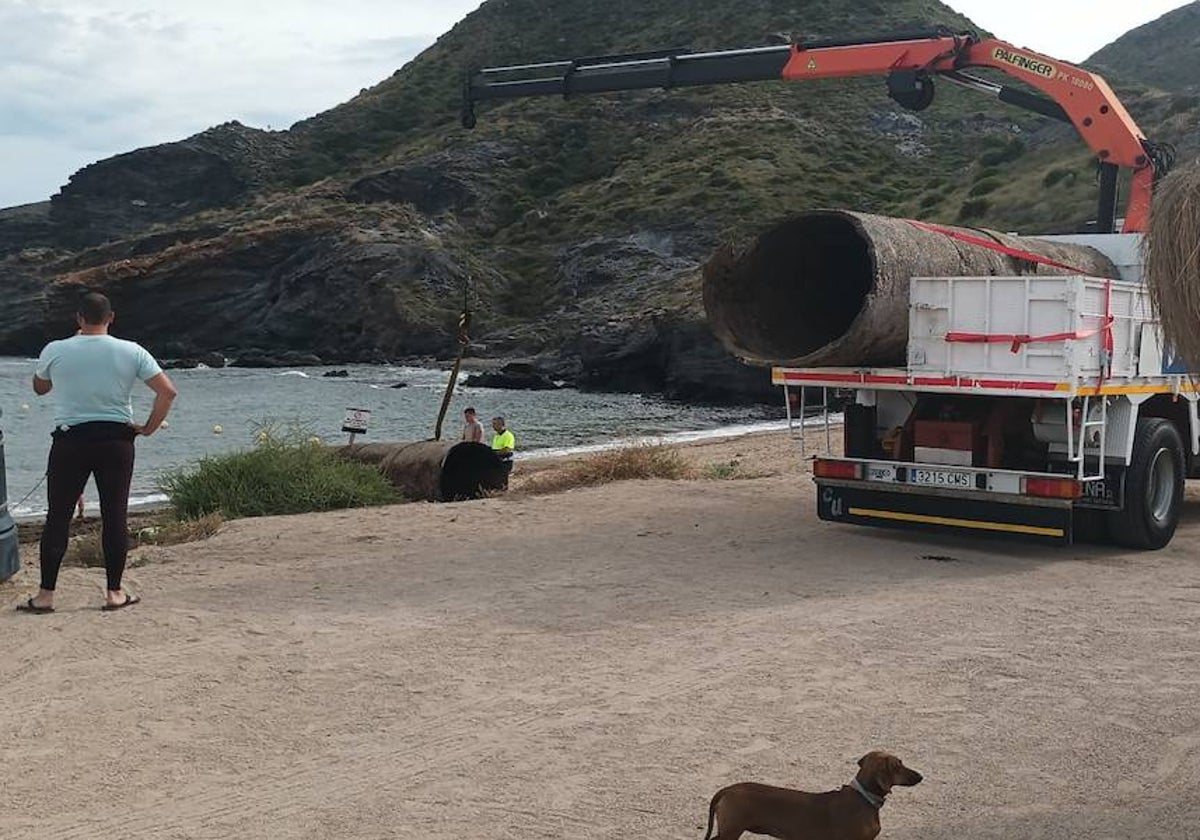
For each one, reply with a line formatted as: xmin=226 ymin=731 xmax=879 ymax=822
xmin=1025 ymin=477 xmax=1081 ymax=499
xmin=814 ymin=459 xmax=861 ymax=480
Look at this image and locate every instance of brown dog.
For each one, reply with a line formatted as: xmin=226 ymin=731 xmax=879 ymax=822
xmin=702 ymin=751 xmax=922 ymax=840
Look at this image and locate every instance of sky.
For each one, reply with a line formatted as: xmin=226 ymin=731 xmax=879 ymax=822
xmin=0 ymin=0 xmax=1193 ymax=209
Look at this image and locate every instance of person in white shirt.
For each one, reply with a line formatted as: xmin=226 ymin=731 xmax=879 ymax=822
xmin=462 ymin=406 xmax=484 ymax=443
xmin=18 ymin=292 xmax=177 ymax=614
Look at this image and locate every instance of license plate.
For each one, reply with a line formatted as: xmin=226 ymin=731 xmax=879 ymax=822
xmin=909 ymin=468 xmax=972 ymax=488
xmin=866 ymin=465 xmax=897 ymax=483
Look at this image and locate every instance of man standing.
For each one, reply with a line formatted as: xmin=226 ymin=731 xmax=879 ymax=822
xmin=18 ymin=292 xmax=177 ymax=613
xmin=491 ymin=416 xmax=515 ymax=487
xmin=462 ymin=407 xmax=484 ymax=443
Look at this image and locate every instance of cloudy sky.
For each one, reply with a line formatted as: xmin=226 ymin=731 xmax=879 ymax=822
xmin=1 ymin=0 xmax=1192 ymax=208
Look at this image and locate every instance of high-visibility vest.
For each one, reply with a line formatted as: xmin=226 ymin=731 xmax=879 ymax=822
xmin=492 ymin=429 xmax=515 ymax=455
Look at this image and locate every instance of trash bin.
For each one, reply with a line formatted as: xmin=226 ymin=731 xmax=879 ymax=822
xmin=0 ymin=409 xmax=20 ymax=582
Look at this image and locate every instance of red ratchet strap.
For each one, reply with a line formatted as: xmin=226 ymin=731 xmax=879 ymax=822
xmin=911 ymin=219 xmax=1116 ymax=387
xmin=906 ymin=219 xmax=1090 ymax=274
xmin=943 ymin=309 xmax=1114 ymax=355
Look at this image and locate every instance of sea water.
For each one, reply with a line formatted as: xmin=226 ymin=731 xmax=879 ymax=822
xmin=0 ymin=359 xmax=785 ymax=517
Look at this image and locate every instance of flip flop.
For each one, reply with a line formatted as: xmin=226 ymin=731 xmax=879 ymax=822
xmin=16 ymin=598 xmax=54 ymax=614
xmin=101 ymin=594 xmax=141 ymax=612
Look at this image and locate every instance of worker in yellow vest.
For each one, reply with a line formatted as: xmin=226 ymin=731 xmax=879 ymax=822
xmin=491 ymin=416 xmax=515 ymax=486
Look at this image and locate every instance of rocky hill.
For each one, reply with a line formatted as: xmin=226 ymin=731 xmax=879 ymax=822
xmin=1 ymin=0 xmax=1198 ymax=404
xmin=1088 ymin=2 xmax=1200 ymax=93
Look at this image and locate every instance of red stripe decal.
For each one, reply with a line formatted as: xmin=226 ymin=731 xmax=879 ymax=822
xmin=777 ymin=371 xmax=1062 ymax=391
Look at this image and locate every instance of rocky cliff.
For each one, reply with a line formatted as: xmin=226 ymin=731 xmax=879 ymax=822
xmin=1 ymin=0 xmax=1197 ymax=404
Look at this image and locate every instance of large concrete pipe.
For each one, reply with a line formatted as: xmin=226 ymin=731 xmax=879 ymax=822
xmin=337 ymin=440 xmax=509 ymax=501
xmin=703 ymin=210 xmax=1121 ymax=367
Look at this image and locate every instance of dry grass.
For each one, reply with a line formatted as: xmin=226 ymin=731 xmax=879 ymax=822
xmin=65 ymin=512 xmax=224 ymax=568
xmin=700 ymin=457 xmax=772 ymax=480
xmin=1145 ymin=164 xmax=1200 ymax=371
xmin=519 ymin=445 xmax=694 ymax=495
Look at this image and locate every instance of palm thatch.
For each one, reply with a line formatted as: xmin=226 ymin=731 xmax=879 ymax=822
xmin=1145 ymin=165 xmax=1200 ymax=371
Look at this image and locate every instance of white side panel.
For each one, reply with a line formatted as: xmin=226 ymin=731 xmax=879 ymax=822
xmin=909 ymin=275 xmax=1151 ymax=382
xmin=1138 ymin=323 xmax=1164 ymax=377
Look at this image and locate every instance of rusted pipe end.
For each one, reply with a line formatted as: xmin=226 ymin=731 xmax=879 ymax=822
xmin=704 ymin=210 xmax=876 ymax=363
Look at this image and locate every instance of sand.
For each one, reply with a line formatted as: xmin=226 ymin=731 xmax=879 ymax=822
xmin=3 ymin=430 xmax=1200 ymax=839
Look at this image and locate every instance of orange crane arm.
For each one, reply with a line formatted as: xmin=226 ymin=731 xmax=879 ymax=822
xmin=464 ymin=30 xmax=1171 ymax=233
xmin=780 ymin=35 xmax=1155 ymax=231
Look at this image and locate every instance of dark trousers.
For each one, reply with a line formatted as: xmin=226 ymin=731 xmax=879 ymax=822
xmin=39 ymin=423 xmax=136 ymax=591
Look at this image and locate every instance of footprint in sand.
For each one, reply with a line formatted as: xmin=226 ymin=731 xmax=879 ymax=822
xmin=733 ymin=737 xmax=776 ymax=756
xmin=1154 ymin=733 xmax=1200 ymax=779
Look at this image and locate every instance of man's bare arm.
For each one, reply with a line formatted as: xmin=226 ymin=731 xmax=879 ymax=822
xmin=133 ymin=373 xmax=178 ymax=436
xmin=32 ymin=376 xmax=52 ymax=396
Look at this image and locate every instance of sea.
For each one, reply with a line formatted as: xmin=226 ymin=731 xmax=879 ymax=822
xmin=0 ymin=358 xmax=788 ymax=518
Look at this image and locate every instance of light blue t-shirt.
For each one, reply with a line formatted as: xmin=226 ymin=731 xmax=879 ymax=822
xmin=35 ymin=335 xmax=163 ymax=427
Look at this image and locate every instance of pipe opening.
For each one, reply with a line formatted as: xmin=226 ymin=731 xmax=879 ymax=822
xmin=441 ymin=442 xmax=509 ymax=501
xmin=705 ymin=212 xmax=874 ymax=360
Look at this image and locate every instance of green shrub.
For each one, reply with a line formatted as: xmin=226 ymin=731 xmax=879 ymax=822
xmin=957 ymin=198 xmax=991 ymax=221
xmin=1167 ymin=95 xmax=1199 ymax=117
xmin=980 ymin=138 xmax=1026 ymax=167
xmin=1042 ymin=168 xmax=1075 ymax=188
xmin=704 ymin=460 xmax=740 ymax=479
xmin=161 ymin=426 xmax=399 ymax=519
xmin=968 ymin=177 xmax=1002 ymax=196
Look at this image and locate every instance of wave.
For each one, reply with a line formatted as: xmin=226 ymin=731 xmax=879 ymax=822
xmin=13 ymin=491 xmax=170 ymax=521
xmin=520 ymin=414 xmax=842 ymax=461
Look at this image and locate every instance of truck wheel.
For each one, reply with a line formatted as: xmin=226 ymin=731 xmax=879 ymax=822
xmin=1106 ymin=418 xmax=1185 ymax=550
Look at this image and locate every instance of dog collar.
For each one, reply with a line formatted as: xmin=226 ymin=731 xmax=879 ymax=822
xmin=850 ymin=778 xmax=886 ymax=810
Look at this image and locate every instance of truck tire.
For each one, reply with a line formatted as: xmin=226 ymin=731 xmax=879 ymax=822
xmin=1106 ymin=418 xmax=1185 ymax=550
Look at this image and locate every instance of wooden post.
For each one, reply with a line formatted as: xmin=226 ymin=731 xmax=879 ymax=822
xmin=434 ymin=286 xmax=473 ymax=441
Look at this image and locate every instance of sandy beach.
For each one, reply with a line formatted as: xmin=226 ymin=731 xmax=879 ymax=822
xmin=3 ymin=429 xmax=1200 ymax=839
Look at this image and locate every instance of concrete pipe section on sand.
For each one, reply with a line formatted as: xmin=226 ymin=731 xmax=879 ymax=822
xmin=337 ymin=440 xmax=510 ymax=502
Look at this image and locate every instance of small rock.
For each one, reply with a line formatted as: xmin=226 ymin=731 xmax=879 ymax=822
xmin=162 ymin=358 xmax=200 ymax=370
xmin=465 ymin=362 xmax=561 ymax=390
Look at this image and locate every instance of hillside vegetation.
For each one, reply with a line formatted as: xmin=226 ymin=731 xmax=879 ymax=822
xmin=1 ymin=0 xmax=1197 ymax=402
xmin=1089 ymin=2 xmax=1200 ymax=93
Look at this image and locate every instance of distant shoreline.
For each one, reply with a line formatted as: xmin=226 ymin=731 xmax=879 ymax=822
xmin=11 ymin=415 xmax=838 ymax=524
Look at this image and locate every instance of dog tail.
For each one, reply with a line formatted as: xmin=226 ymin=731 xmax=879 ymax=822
xmin=702 ymin=789 xmax=722 ymax=840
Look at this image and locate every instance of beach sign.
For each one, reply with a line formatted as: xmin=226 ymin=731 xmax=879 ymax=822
xmin=342 ymin=407 xmax=371 ymax=441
